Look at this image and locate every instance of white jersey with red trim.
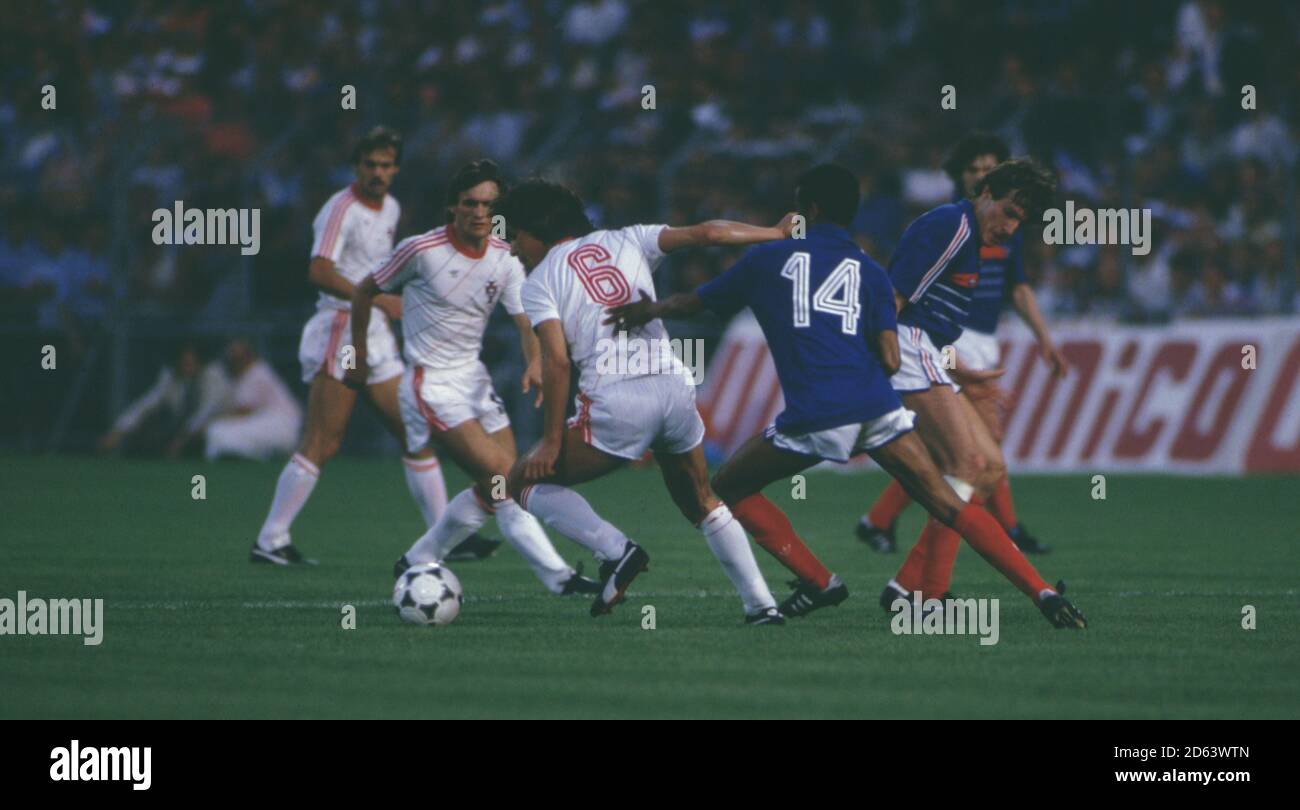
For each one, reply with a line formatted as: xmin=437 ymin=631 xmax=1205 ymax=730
xmin=373 ymin=225 xmax=525 ymax=370
xmin=309 ymin=184 xmax=401 ymax=311
xmin=519 ymin=224 xmax=683 ymax=393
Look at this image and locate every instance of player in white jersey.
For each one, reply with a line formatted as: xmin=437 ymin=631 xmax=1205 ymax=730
xmin=349 ymin=161 xmax=598 ymax=597
xmin=250 ymin=127 xmax=453 ymax=566
xmin=498 ymin=179 xmax=795 ymax=624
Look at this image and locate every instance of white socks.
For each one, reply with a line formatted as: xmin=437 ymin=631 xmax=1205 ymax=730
xmin=257 ymin=452 xmax=447 ymax=553
xmin=494 ymin=500 xmax=574 ymax=594
xmin=402 ymin=455 xmax=448 ymax=527
xmin=406 ymin=488 xmax=490 ymax=566
xmin=256 ymin=454 xmax=320 ymax=551
xmin=699 ymin=505 xmax=776 ymax=613
xmin=407 ymin=488 xmax=575 ymax=594
xmin=519 ymin=483 xmax=630 ymax=562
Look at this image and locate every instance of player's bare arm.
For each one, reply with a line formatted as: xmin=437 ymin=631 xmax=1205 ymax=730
xmin=602 ymin=291 xmax=703 ymax=332
xmin=1011 ymin=282 xmax=1068 ymax=377
xmin=344 ymin=275 xmax=381 ymax=388
xmin=656 ymin=212 xmax=798 ymax=253
xmin=513 ymin=313 xmax=544 ymax=407
xmin=520 ymin=319 xmax=570 ymax=480
xmin=309 ymin=255 xmax=401 ymax=319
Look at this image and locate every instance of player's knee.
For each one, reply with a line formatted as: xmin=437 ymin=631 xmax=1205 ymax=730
xmin=983 ymin=455 xmax=1006 ymax=490
xmin=955 ymin=450 xmax=985 ymax=484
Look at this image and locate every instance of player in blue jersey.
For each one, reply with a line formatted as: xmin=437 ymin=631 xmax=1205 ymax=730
xmin=606 ymin=165 xmax=1085 ymax=627
xmin=871 ymin=158 xmax=1082 ymax=616
xmin=857 ymin=134 xmax=1067 ymax=556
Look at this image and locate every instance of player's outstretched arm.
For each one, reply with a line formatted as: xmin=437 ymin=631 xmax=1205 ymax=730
xmin=657 ymin=212 xmax=797 ymax=253
xmin=1011 ymin=282 xmax=1068 ymax=377
xmin=603 ymin=291 xmax=704 ymax=332
xmin=345 ymin=276 xmax=380 ymax=388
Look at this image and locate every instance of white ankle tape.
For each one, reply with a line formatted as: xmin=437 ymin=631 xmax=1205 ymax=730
xmin=943 ymin=476 xmax=975 ymax=502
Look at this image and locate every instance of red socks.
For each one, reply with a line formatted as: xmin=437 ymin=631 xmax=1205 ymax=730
xmin=867 ymin=480 xmax=912 ymax=529
xmin=987 ymin=477 xmax=1018 ymax=532
xmin=918 ymin=519 xmax=962 ymax=598
xmin=893 ymin=495 xmax=1049 ymax=603
xmin=731 ymin=494 xmax=832 ymax=589
xmin=952 ymin=503 xmax=1049 ymax=601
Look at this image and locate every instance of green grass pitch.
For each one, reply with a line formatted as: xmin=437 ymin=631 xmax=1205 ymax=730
xmin=1 ymin=455 xmax=1296 ymax=719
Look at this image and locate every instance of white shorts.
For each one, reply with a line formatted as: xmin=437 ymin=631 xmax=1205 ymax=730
xmin=892 ymin=325 xmax=954 ymax=392
xmin=954 ymin=329 xmax=1000 ymax=372
xmin=765 ymin=406 xmax=916 ymax=463
xmin=204 ymin=410 xmax=302 ymax=461
xmin=399 ymin=362 xmax=509 ymax=452
xmin=298 ymin=307 xmax=403 ymax=386
xmin=570 ymin=375 xmax=706 ymax=460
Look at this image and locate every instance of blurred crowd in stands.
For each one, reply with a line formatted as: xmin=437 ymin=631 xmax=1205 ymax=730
xmin=1 ymin=0 xmax=1297 ymax=448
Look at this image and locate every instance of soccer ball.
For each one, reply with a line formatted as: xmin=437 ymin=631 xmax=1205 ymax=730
xmin=393 ymin=563 xmax=463 ymax=626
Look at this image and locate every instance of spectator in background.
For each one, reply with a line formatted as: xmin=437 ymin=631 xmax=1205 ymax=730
xmin=179 ymin=339 xmax=302 ymax=461
xmin=98 ymin=341 xmax=229 ymax=456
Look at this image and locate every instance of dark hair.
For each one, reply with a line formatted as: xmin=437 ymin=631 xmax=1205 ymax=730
xmin=975 ymin=158 xmax=1057 ymax=222
xmin=495 ymin=179 xmax=593 ymax=244
xmin=444 ymin=159 xmax=506 ymax=222
xmin=942 ymin=132 xmax=1010 ymax=186
xmin=795 ymin=163 xmax=860 ymax=227
xmin=350 ymin=126 xmax=403 ymax=165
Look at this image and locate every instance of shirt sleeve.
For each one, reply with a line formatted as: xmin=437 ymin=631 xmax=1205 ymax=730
xmin=500 ymin=257 xmax=526 ymax=316
xmin=622 ymin=224 xmax=668 ymax=267
xmin=520 ymin=271 xmax=560 ymax=328
xmin=697 ymin=247 xmax=758 ymax=317
xmin=372 ymin=236 xmax=422 ymax=292
xmin=888 ymin=205 xmax=971 ymax=304
xmin=310 ymin=196 xmax=351 ymax=262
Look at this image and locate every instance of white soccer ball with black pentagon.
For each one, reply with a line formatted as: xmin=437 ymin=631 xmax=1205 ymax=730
xmin=393 ymin=563 xmax=463 ymax=626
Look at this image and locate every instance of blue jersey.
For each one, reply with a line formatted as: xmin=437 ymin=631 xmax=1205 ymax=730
xmin=698 ymin=223 xmax=902 ymax=435
xmin=964 ymin=232 xmax=1027 ymax=335
xmin=890 ymin=199 xmax=979 ymax=348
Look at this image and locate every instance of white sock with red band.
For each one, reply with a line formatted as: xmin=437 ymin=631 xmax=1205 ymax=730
xmin=406 ymin=488 xmax=489 ymax=566
xmin=520 ymin=483 xmax=629 ymax=562
xmin=402 ymin=455 xmax=448 ymax=527
xmin=699 ymin=504 xmax=776 ymax=614
xmin=256 ymin=453 xmax=319 ymax=551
